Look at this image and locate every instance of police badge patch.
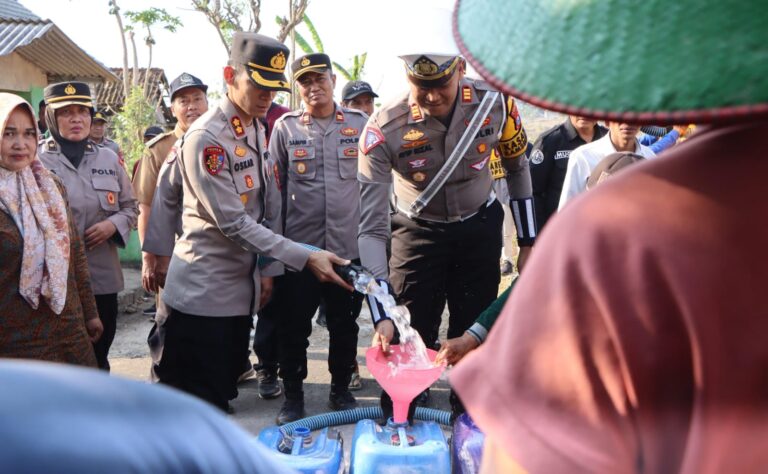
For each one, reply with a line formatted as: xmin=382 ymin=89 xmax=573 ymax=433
xmin=531 ymin=149 xmax=544 ymax=164
xmin=204 ymin=146 xmax=225 ymax=175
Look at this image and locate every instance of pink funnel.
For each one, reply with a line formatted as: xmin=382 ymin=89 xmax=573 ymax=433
xmin=366 ymin=345 xmax=445 ymax=424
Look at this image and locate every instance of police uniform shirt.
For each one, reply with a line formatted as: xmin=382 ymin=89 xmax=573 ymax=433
xmin=162 ymin=98 xmax=312 ymax=317
xmin=133 ymin=126 xmax=183 ymax=206
xmin=142 ymin=139 xmax=184 ymax=258
xmin=39 ymin=139 xmax=138 ymax=295
xmin=530 ymin=119 xmax=607 ymax=229
xmin=270 ymin=105 xmax=367 ymax=260
xmin=95 ymin=137 xmax=122 ymax=160
xmin=357 ymin=77 xmax=532 ymax=278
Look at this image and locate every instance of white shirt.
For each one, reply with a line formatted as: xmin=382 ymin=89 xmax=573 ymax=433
xmin=558 ymin=133 xmax=656 ymax=209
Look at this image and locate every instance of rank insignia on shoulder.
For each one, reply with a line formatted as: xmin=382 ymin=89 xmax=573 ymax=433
xmin=231 ymin=117 xmax=245 ymax=137
xmin=409 ymin=104 xmax=423 ymax=122
xmin=341 ymin=127 xmax=358 ymax=136
xmin=462 ymin=86 xmax=472 ymax=103
xmin=203 ymin=146 xmax=225 ymax=175
xmin=235 ymin=146 xmax=247 ymax=157
xmin=402 ymin=128 xmax=424 ymax=141
xmin=301 ymin=113 xmax=311 ymax=125
xmin=335 ymin=110 xmax=344 ymax=122
xmin=244 ymin=175 xmax=254 ymax=188
xmin=361 ymin=126 xmax=385 ymax=154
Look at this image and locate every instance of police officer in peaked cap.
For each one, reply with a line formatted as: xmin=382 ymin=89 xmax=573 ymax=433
xmin=39 ymin=81 xmax=139 ymax=372
xmin=157 ymin=33 xmax=352 ymax=412
xmin=357 ymin=52 xmax=537 ymax=415
xmin=261 ymin=52 xmax=369 ymax=424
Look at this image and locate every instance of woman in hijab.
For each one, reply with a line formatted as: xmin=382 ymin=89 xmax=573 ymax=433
xmin=0 ymin=93 xmax=102 ymax=365
xmin=38 ymin=82 xmax=138 ymax=372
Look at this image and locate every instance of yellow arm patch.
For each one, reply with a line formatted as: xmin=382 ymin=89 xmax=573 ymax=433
xmin=498 ymin=96 xmax=528 ymax=159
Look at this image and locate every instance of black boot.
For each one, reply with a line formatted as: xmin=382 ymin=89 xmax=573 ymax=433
xmin=257 ymin=365 xmax=282 ymax=399
xmin=276 ymin=380 xmax=305 ymax=425
xmin=329 ymin=384 xmax=357 ymax=411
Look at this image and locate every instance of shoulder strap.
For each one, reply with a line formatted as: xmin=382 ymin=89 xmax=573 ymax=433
xmin=407 ymin=91 xmax=499 ymax=218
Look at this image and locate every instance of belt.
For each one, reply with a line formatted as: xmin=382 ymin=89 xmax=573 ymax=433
xmin=397 ymin=190 xmax=496 ymax=224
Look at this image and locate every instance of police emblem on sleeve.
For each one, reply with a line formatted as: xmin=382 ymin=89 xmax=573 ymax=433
xmin=361 ymin=126 xmax=385 ymax=154
xmin=203 ymin=146 xmax=225 ymax=175
xmin=531 ymin=149 xmax=544 ymax=165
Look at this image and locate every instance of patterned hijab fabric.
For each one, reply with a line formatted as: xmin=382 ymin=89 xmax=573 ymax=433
xmin=0 ymin=93 xmax=70 ymax=314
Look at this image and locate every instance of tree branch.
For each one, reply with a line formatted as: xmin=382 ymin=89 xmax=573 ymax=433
xmin=276 ymin=0 xmax=308 ymax=43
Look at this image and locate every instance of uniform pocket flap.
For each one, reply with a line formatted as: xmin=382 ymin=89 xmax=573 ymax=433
xmin=91 ymin=176 xmax=120 ymax=191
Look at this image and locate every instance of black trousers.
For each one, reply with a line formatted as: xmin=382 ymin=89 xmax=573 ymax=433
xmin=253 ymin=305 xmax=278 ymax=372
xmin=389 ymin=200 xmax=503 ymax=349
xmin=93 ymin=293 xmax=118 ymax=371
xmin=157 ymin=308 xmax=251 ymax=411
xmin=263 ymin=265 xmax=362 ymax=387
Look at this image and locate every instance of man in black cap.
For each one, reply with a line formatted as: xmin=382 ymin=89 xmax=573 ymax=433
xmin=134 ymin=73 xmax=208 ymax=319
xmin=89 ymin=109 xmax=122 ymax=160
xmin=341 ymin=80 xmax=378 ymax=116
xmin=263 ymin=52 xmax=368 ymax=423
xmin=157 ymin=34 xmax=352 ymax=412
xmin=143 ymin=126 xmax=164 ymax=143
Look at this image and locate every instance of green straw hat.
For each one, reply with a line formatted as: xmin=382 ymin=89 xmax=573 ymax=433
xmin=453 ymin=1 xmax=768 ymax=124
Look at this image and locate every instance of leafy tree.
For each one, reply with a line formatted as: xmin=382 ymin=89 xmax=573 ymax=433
xmin=124 ymin=8 xmax=182 ymax=98
xmin=191 ymin=0 xmax=308 ymax=54
xmin=289 ymin=14 xmax=367 ymax=81
xmin=112 ymin=86 xmax=156 ymax=172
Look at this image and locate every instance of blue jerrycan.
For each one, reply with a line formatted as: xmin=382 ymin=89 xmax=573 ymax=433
xmin=257 ymin=426 xmax=343 ymax=474
xmin=350 ymin=418 xmax=450 ymax=474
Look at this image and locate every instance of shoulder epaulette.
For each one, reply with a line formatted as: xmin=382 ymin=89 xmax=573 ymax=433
xmin=375 ymin=93 xmax=411 ymax=127
xmin=146 ymin=131 xmax=174 ymax=148
xmin=471 ymin=78 xmax=498 ymax=92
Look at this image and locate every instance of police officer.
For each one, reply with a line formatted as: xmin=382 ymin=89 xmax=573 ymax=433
xmin=89 ymin=109 xmax=122 ymax=160
xmin=39 ymin=82 xmax=138 ymax=371
xmin=264 ymin=53 xmax=367 ymax=424
xmin=158 ymin=33 xmax=351 ymax=412
xmin=134 ymin=73 xmax=208 ymax=305
xmin=358 ymin=53 xmax=536 ymax=373
xmin=530 ymin=116 xmax=606 ymax=230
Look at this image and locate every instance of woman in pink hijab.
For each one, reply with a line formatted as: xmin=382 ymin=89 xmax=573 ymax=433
xmin=0 ymin=93 xmax=102 ymax=366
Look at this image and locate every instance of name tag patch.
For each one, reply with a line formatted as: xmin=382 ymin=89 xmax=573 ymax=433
xmin=555 ymin=150 xmax=571 ymax=160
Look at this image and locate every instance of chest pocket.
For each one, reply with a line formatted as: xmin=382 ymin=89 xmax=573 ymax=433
xmin=288 ymin=146 xmax=316 ymax=181
xmin=232 ymin=155 xmax=261 ymax=196
xmin=91 ymin=176 xmax=120 ymax=212
xmin=337 ymin=145 xmax=358 ymax=180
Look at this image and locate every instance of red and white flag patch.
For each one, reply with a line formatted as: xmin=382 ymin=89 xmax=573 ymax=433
xmin=470 ymin=155 xmax=490 ymax=171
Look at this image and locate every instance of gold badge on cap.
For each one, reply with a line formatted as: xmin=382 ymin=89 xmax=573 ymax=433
xmin=64 ymin=84 xmax=76 ymax=95
xmin=413 ymin=58 xmax=438 ymax=76
xmin=301 ymin=57 xmax=311 ymax=67
xmin=270 ymin=51 xmax=287 ymax=70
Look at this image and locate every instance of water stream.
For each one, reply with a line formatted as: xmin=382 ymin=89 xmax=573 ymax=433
xmin=350 ymin=270 xmax=434 ymax=372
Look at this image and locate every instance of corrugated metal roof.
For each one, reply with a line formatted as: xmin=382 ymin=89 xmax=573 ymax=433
xmin=0 ymin=0 xmax=40 ymax=21
xmin=0 ymin=18 xmax=117 ymax=81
